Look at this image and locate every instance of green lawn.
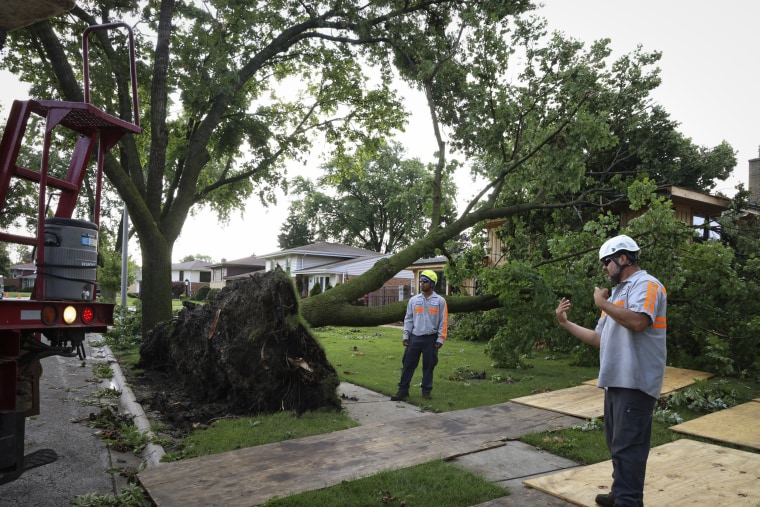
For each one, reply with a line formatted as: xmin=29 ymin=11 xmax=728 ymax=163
xmin=112 ymin=325 xmax=760 ymax=507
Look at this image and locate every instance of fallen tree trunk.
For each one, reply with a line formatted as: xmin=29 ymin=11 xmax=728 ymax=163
xmin=138 ymin=268 xmax=342 ymax=415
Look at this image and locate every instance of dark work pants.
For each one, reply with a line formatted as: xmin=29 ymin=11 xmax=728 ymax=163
xmin=604 ymin=387 xmax=656 ymax=507
xmin=397 ymin=333 xmax=438 ymax=394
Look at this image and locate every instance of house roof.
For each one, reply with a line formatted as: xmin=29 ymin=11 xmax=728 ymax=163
xmin=258 ymin=241 xmax=383 ymax=260
xmin=208 ymin=255 xmax=265 ymax=269
xmin=10 ymin=263 xmax=36 ymax=271
xmin=295 ymin=254 xmax=414 ymax=279
xmin=411 ymin=255 xmax=447 ymax=267
xmin=171 ymin=260 xmax=212 ymax=271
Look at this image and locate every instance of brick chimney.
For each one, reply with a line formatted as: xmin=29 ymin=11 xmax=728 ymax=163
xmin=749 ymin=145 xmax=760 ymax=205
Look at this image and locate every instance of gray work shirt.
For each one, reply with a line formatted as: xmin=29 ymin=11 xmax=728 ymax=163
xmin=594 ymin=269 xmax=667 ymax=399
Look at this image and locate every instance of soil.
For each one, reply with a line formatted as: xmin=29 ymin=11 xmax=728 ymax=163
xmin=124 ymin=269 xmax=344 ymax=451
xmin=125 ymin=367 xmax=231 ymax=451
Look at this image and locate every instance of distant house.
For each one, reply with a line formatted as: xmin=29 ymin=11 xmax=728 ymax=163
xmin=7 ymin=262 xmax=35 ymax=291
xmin=208 ymin=255 xmax=266 ymax=289
xmin=257 ymin=241 xmax=414 ymax=304
xmin=171 ymin=260 xmax=212 ymax=296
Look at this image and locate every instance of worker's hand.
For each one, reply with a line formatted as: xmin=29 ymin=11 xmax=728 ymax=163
xmin=435 ymin=342 xmax=443 ymax=349
xmin=402 ymin=338 xmax=409 ymax=347
xmin=555 ymin=297 xmax=571 ymax=325
xmin=593 ymin=287 xmax=610 ymax=308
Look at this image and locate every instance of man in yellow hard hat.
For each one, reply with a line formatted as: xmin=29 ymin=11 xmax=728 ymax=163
xmin=391 ymin=270 xmax=448 ymax=401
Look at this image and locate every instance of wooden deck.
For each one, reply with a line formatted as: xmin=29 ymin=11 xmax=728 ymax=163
xmin=671 ymin=399 xmax=760 ymax=450
xmin=138 ymin=403 xmax=583 ymax=506
xmin=512 ymin=384 xmax=605 ymax=420
xmin=583 ymin=366 xmax=714 ymax=395
xmin=513 ymin=367 xmax=715 ymax=420
xmin=524 ymin=439 xmax=760 ymax=506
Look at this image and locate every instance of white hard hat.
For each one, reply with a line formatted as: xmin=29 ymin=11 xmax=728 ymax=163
xmin=599 ymin=235 xmax=640 ymax=260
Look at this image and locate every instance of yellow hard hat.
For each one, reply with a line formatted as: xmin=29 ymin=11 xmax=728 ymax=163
xmin=420 ymin=270 xmax=438 ymax=285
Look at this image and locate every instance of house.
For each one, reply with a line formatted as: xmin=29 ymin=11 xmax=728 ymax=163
xmin=484 ymin=184 xmax=745 ymax=267
xmin=257 ymin=241 xmax=414 ymax=303
xmin=208 ymin=255 xmax=266 ymax=289
xmin=171 ymin=260 xmax=212 ymax=296
xmin=6 ymin=262 xmax=35 ymax=291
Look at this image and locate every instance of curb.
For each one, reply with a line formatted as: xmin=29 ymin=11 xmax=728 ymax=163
xmin=101 ymin=344 xmax=166 ymax=468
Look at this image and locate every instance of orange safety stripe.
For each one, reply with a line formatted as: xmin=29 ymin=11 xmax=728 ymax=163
xmin=428 ymin=307 xmax=439 ymax=315
xmin=414 ymin=306 xmax=424 ymax=313
xmin=644 ymin=281 xmax=658 ymax=314
xmin=653 ymin=316 xmax=667 ymax=329
xmin=440 ymin=301 xmax=448 ymax=341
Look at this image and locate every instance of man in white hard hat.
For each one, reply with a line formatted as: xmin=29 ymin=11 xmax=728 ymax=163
xmin=391 ymin=269 xmax=448 ymax=402
xmin=555 ymin=235 xmax=666 ymax=507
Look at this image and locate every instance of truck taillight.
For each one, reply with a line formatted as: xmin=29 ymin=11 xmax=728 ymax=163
xmin=63 ymin=306 xmax=77 ymax=324
xmin=41 ymin=305 xmax=58 ymax=325
xmin=81 ymin=307 xmax=95 ymax=324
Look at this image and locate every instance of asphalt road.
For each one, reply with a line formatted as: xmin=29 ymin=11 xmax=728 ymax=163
xmin=0 ymin=336 xmax=139 ymax=506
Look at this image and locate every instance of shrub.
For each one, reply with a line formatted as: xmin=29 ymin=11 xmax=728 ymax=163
xmin=171 ymin=281 xmax=187 ymax=298
xmin=194 ymin=285 xmax=210 ymax=301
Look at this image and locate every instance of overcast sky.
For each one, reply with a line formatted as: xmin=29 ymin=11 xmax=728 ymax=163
xmin=2 ymin=1 xmax=758 ymax=263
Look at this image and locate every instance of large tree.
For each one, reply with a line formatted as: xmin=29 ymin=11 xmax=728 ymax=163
xmin=3 ymin=4 xmax=735 ymax=338
xmin=2 ymin=0 xmax=532 ymax=333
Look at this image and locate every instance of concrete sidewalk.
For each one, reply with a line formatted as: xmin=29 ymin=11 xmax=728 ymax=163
xmin=338 ymin=383 xmax=581 ymax=507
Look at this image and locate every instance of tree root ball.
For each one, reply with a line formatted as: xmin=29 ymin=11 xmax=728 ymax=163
xmin=138 ymin=268 xmax=342 ymax=415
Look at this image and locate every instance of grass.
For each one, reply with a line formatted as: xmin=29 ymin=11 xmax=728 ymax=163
xmin=259 ymin=460 xmax=508 ymax=507
xmin=112 ymin=325 xmax=760 ymax=505
xmin=315 ymin=325 xmax=600 ymax=412
xmin=166 ymin=410 xmax=360 ymax=461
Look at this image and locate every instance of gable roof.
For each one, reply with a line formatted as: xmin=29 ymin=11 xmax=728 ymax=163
xmin=171 ymin=260 xmax=212 ymax=271
xmin=258 ymin=241 xmax=383 ymax=260
xmin=208 ymin=255 xmax=266 ymax=269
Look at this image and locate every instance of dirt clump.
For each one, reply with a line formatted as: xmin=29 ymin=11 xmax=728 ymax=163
xmin=132 ymin=268 xmax=342 ymax=442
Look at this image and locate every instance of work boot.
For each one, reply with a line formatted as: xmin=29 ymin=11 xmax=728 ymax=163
xmin=422 ymin=392 xmax=432 ymax=400
xmin=595 ymin=493 xmax=614 ymax=507
xmin=390 ymin=391 xmax=409 ymax=401
xmin=595 ymin=492 xmax=643 ymax=507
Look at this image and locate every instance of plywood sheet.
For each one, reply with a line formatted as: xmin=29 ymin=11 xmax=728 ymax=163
xmin=582 ymin=366 xmax=713 ymax=395
xmin=138 ymin=402 xmax=582 ymax=507
xmin=524 ymin=439 xmax=760 ymax=506
xmin=670 ymin=399 xmax=760 ymax=450
xmin=511 ymin=385 xmax=604 ymax=420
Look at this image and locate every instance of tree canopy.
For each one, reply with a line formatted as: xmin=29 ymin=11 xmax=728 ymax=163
xmin=2 ymin=1 xmax=742 ymax=362
xmin=2 ymin=0 xmax=533 ymax=333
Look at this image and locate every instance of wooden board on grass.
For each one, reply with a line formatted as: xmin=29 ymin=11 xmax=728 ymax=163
xmin=582 ymin=366 xmax=713 ymax=395
xmin=523 ymin=439 xmax=760 ymax=506
xmin=670 ymin=399 xmax=760 ymax=450
xmin=511 ymin=384 xmax=604 ymax=420
xmin=138 ymin=403 xmax=582 ymax=507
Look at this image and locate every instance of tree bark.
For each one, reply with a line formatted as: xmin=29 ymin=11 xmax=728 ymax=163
xmin=139 ymin=236 xmax=173 ymax=333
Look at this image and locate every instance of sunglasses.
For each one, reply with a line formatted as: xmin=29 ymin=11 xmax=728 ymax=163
xmin=601 ymin=255 xmax=618 ymax=266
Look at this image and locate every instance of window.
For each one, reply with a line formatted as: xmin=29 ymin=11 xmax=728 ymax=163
xmin=693 ymin=214 xmax=720 ymax=241
xmin=200 ymin=271 xmax=211 ymax=283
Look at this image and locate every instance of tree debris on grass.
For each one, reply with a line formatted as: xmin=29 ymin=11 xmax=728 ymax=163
xmin=138 ymin=268 xmax=341 ymax=418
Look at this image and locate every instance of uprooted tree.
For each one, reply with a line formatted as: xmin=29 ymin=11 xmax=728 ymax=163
xmin=5 ymin=4 xmax=733 ymax=335
xmin=139 ymin=268 xmax=341 ymax=414
xmin=6 ymin=2 xmax=746 ymax=399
